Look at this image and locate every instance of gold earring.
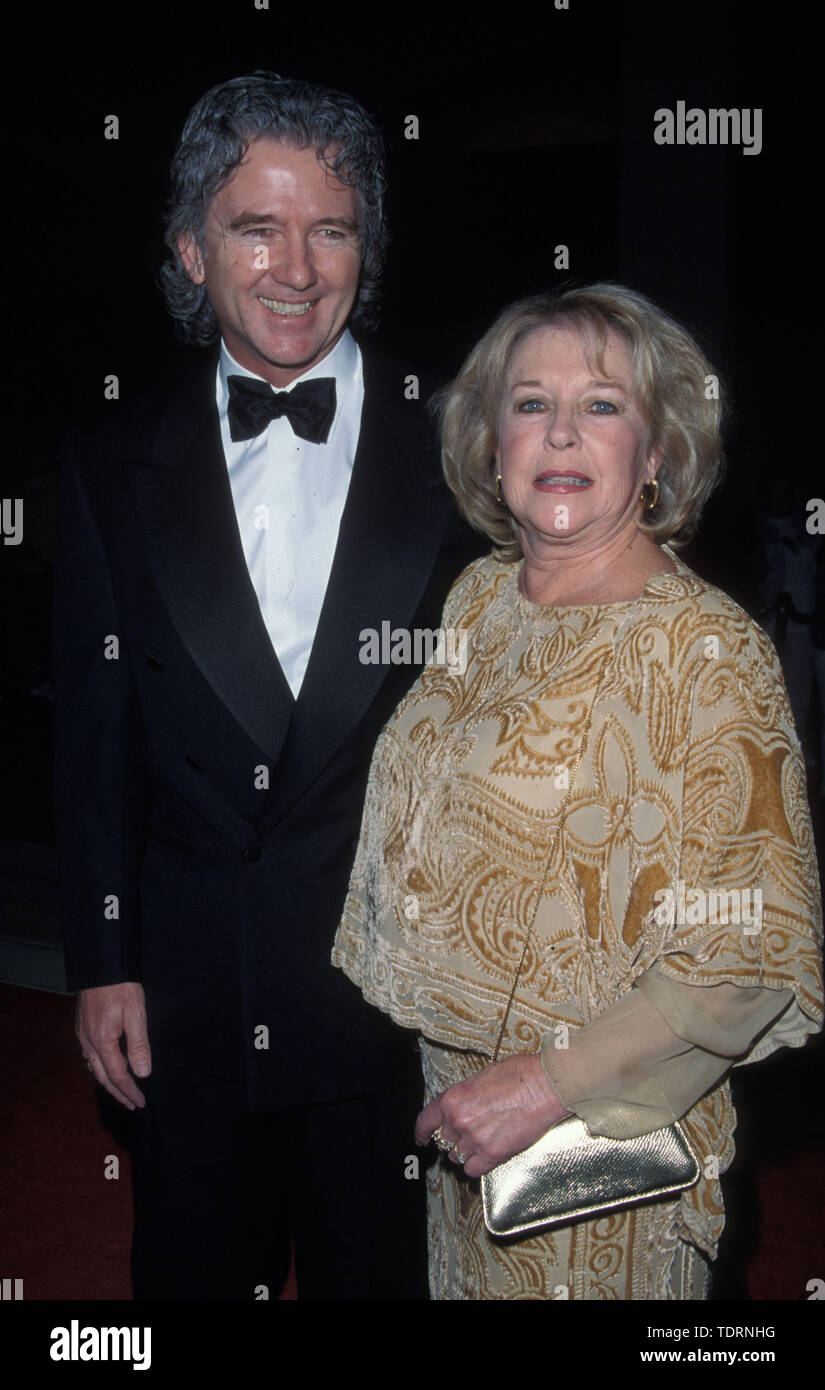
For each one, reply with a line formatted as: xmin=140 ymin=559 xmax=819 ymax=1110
xmin=496 ymin=473 xmax=503 ymax=505
xmin=641 ymin=478 xmax=659 ymax=511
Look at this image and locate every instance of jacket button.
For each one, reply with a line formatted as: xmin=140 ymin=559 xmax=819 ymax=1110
xmin=146 ymin=655 xmax=163 ymax=671
xmin=243 ymin=846 xmax=262 ymax=864
xmin=185 ymin=755 xmax=204 ymax=771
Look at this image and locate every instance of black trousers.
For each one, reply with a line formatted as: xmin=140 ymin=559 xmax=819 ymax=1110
xmin=130 ymin=1062 xmax=429 ymax=1300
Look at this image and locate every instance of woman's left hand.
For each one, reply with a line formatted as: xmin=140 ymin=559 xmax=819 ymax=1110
xmin=415 ymin=1053 xmax=571 ymax=1178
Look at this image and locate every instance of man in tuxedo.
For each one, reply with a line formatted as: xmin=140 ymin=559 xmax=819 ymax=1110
xmin=53 ymin=72 xmax=484 ymax=1300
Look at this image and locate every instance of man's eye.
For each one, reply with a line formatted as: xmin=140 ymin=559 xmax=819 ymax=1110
xmin=589 ymin=400 xmax=618 ymax=414
xmin=318 ymin=227 xmax=349 ymax=241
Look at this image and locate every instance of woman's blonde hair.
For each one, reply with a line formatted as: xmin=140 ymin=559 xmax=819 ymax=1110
xmin=436 ymin=283 xmax=725 ymax=559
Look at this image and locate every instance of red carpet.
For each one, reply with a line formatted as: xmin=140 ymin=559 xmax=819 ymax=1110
xmin=0 ymin=984 xmax=296 ymax=1300
xmin=1 ymin=982 xmax=822 ymax=1301
xmin=752 ymin=1153 xmax=825 ymax=1298
xmin=1 ymin=984 xmax=134 ymax=1299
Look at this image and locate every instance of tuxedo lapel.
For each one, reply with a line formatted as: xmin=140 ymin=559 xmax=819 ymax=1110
xmin=258 ymin=344 xmax=452 ymax=830
xmin=128 ymin=360 xmax=295 ymax=763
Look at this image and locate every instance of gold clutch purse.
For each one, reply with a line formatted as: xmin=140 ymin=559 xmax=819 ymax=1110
xmin=481 ymin=1116 xmax=700 ymax=1237
xmin=479 ymin=633 xmax=699 ymax=1239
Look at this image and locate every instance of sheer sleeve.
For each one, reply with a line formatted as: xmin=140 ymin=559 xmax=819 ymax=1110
xmin=540 ymin=971 xmax=794 ymax=1139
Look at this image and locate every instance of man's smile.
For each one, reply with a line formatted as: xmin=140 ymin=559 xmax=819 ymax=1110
xmin=258 ymin=297 xmax=316 ymax=316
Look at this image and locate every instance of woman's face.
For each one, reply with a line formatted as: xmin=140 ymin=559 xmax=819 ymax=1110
xmin=496 ymin=325 xmax=660 ymax=563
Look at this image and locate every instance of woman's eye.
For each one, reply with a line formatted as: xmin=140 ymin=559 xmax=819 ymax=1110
xmin=515 ymin=398 xmax=545 ymax=413
xmin=589 ymin=400 xmax=618 ymax=414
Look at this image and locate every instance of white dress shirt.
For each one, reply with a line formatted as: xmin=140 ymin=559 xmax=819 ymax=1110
xmin=217 ymin=330 xmax=364 ymax=699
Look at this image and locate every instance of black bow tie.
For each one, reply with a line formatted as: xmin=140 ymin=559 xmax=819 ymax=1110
xmin=227 ymin=374 xmax=337 ymax=445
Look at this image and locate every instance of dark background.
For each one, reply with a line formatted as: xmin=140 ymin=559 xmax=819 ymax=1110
xmin=1 ymin=0 xmax=821 ymax=1306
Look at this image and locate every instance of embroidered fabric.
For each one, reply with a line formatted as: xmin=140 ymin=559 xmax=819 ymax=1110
xmin=332 ymin=550 xmax=823 ymax=1277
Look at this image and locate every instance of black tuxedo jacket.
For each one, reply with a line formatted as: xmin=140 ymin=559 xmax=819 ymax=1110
xmin=53 ymin=340 xmax=485 ymax=1111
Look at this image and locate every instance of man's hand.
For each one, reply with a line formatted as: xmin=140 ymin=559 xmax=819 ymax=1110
xmin=75 ymin=982 xmax=151 ymax=1110
xmin=415 ymin=1052 xmax=571 ymax=1178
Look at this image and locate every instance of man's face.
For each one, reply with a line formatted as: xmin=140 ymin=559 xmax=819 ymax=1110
xmin=178 ymin=138 xmax=362 ymax=387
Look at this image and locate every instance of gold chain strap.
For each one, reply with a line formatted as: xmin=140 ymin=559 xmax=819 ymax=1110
xmin=490 ymin=643 xmax=617 ymax=1063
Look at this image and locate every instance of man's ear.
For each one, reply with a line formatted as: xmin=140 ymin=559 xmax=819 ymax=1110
xmin=178 ymin=231 xmax=205 ymax=284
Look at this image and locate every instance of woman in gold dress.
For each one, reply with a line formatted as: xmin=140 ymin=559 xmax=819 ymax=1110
xmin=332 ymin=284 xmax=823 ymax=1300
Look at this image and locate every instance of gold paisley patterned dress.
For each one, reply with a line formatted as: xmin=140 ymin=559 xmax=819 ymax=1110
xmin=332 ymin=550 xmax=823 ymax=1300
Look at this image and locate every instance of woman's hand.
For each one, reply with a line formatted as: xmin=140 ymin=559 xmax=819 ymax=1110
xmin=415 ymin=1053 xmax=572 ymax=1178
